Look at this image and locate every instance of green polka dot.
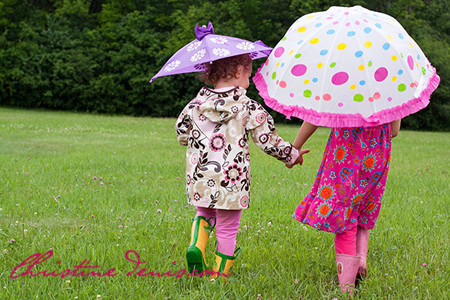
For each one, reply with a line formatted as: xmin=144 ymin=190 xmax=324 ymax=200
xmin=353 ymin=94 xmax=364 ymax=102
xmin=295 ymin=53 xmax=302 ymax=58
xmin=398 ymin=83 xmax=406 ymax=92
xmin=368 ymin=61 xmax=372 ymax=67
xmin=400 ymin=53 xmax=404 ymax=58
xmin=303 ymin=90 xmax=312 ymax=98
xmin=272 ymin=72 xmax=277 ymax=80
xmin=330 ymin=62 xmax=336 ymax=68
xmin=282 ymin=37 xmax=287 ymax=41
xmin=422 ymin=67 xmax=426 ymax=75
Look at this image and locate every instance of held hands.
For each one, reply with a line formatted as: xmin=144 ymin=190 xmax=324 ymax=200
xmin=287 ymin=148 xmax=310 ymax=168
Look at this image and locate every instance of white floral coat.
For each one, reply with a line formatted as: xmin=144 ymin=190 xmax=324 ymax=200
xmin=175 ymin=86 xmax=299 ymax=210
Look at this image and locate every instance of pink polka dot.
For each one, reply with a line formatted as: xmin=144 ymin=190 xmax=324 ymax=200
xmin=333 ymin=21 xmax=339 ymax=25
xmin=265 ymin=59 xmax=269 ymax=66
xmin=363 ymin=19 xmax=368 ymax=23
xmin=410 ymin=83 xmax=415 ymax=88
xmin=315 ymin=96 xmax=320 ymax=101
xmin=331 ymin=72 xmax=349 ymax=85
xmin=373 ymin=92 xmax=381 ymax=100
xmin=344 ymin=12 xmax=349 ymax=15
xmin=291 ymin=64 xmax=307 ymax=77
xmin=276 ymin=80 xmax=279 ymax=85
xmin=338 ymin=102 xmax=344 ymax=107
xmin=345 ymin=22 xmax=351 ymax=27
xmin=327 ymin=17 xmax=333 ymax=20
xmin=274 ymin=47 xmax=285 ymax=58
xmin=414 ymin=81 xmax=418 ymax=87
xmin=323 ymin=94 xmax=332 ymax=101
xmin=388 ymin=97 xmax=393 ymax=102
xmin=279 ymin=81 xmax=287 ymax=88
xmin=290 ymin=93 xmax=294 ymax=97
xmin=374 ymin=67 xmax=388 ymax=82
xmin=355 ymin=21 xmax=360 ymax=25
xmin=266 ymin=72 xmax=269 ymax=76
xmin=369 ymin=97 xmax=374 ymax=102
xmin=407 ymin=55 xmax=414 ymax=70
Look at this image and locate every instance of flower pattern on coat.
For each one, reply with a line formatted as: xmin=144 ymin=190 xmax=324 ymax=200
xmin=176 ymin=86 xmax=299 ymax=210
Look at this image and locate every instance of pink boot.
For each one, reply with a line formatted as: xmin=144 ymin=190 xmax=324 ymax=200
xmin=335 ymin=253 xmax=360 ymax=295
xmin=355 ymin=226 xmax=369 ymax=280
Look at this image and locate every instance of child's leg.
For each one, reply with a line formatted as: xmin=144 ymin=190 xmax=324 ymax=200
xmin=356 ymin=225 xmax=369 ymax=278
xmin=334 ymin=226 xmax=359 ymax=295
xmin=186 ymin=207 xmax=216 ymax=273
xmin=215 ymin=209 xmax=242 ymax=256
xmin=334 ymin=226 xmax=358 ymax=255
xmin=195 ymin=206 xmax=217 ymax=220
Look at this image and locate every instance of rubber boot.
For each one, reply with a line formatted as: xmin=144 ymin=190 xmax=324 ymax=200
xmin=335 ymin=253 xmax=360 ymax=295
xmin=355 ymin=226 xmax=369 ymax=283
xmin=186 ymin=216 xmax=215 ymax=274
xmin=210 ymin=247 xmax=241 ymax=283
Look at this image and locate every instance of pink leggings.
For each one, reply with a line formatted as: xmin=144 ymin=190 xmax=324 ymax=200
xmin=195 ymin=207 xmax=241 ymax=256
xmin=334 ymin=226 xmax=358 ymax=255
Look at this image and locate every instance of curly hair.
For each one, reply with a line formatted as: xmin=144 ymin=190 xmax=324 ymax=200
xmin=198 ymin=54 xmax=252 ymax=86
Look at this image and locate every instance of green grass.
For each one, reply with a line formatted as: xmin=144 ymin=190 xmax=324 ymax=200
xmin=0 ymin=107 xmax=449 ymax=299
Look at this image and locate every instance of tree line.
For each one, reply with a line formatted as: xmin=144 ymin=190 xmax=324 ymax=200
xmin=0 ymin=0 xmax=449 ymax=130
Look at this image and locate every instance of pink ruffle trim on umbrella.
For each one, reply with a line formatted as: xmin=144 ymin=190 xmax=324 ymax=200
xmin=253 ymin=64 xmax=440 ymax=128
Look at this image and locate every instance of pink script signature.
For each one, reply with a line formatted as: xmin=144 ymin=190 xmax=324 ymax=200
xmin=10 ymin=250 xmax=227 ymax=279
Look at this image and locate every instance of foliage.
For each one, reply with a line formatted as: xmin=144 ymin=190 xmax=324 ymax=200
xmin=0 ymin=0 xmax=449 ymax=130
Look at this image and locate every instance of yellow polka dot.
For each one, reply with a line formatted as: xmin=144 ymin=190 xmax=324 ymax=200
xmin=304 ymin=79 xmax=309 ymax=84
xmin=317 ymin=63 xmax=323 ymax=69
xmin=276 ymin=62 xmax=280 ymax=66
xmin=307 ymin=15 xmax=314 ymax=19
xmin=298 ymin=26 xmax=306 ymax=33
xmin=364 ymin=41 xmax=372 ymax=48
xmin=358 ymin=65 xmax=365 ymax=71
xmin=337 ymin=43 xmax=347 ymax=50
xmin=289 ymin=50 xmax=294 ymax=55
xmin=350 ymin=84 xmax=356 ymax=90
xmin=310 ymin=38 xmax=319 ymax=44
xmin=386 ymin=35 xmax=393 ymax=41
xmin=392 ymin=55 xmax=397 ymax=61
xmin=409 ymin=42 xmax=413 ymax=48
xmin=416 ymin=62 xmax=419 ymax=67
xmin=392 ymin=76 xmax=397 ymax=82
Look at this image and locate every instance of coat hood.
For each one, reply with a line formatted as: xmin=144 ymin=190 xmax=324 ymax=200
xmin=198 ymin=87 xmax=248 ymax=123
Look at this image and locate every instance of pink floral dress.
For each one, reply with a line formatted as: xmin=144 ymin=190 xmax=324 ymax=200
xmin=293 ymin=124 xmax=392 ymax=234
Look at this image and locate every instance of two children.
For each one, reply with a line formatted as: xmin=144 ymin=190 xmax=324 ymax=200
xmin=173 ymin=31 xmax=400 ymax=294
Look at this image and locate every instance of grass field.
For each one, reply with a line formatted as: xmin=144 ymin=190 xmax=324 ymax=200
xmin=0 ymin=107 xmax=449 ymax=299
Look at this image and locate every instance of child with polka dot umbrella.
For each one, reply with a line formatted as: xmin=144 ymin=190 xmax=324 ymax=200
xmin=253 ymin=5 xmax=440 ymax=295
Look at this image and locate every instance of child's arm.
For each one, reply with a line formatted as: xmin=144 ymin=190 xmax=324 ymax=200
xmin=174 ymin=107 xmax=193 ymax=146
xmin=390 ymin=119 xmax=401 ymax=138
xmin=246 ymin=101 xmax=301 ymax=167
xmin=293 ymin=121 xmax=318 ymax=150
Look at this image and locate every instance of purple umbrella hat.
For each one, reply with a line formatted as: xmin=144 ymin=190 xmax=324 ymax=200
xmin=150 ymin=22 xmax=272 ymax=83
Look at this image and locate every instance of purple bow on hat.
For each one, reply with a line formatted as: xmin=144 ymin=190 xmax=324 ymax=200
xmin=194 ymin=22 xmax=214 ymax=41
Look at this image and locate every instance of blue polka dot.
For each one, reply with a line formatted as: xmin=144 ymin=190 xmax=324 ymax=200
xmin=312 ymin=78 xmax=318 ymax=83
xmin=327 ymin=29 xmax=335 ymax=35
xmin=359 ymin=80 xmax=366 ymax=86
xmin=297 ymin=39 xmax=304 ymax=44
xmin=315 ymin=23 xmax=323 ymax=27
xmin=364 ymin=27 xmax=372 ymax=33
xmin=417 ymin=55 xmax=420 ymax=60
xmin=320 ymin=49 xmax=328 ymax=56
xmin=375 ymin=23 xmax=382 ymax=29
xmin=398 ymin=70 xmax=403 ymax=75
xmin=281 ymin=63 xmax=285 ymax=67
xmin=398 ymin=33 xmax=404 ymax=39
xmin=383 ymin=43 xmax=390 ymax=50
xmin=355 ymin=51 xmax=363 ymax=58
xmin=347 ymin=31 xmax=356 ymax=37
